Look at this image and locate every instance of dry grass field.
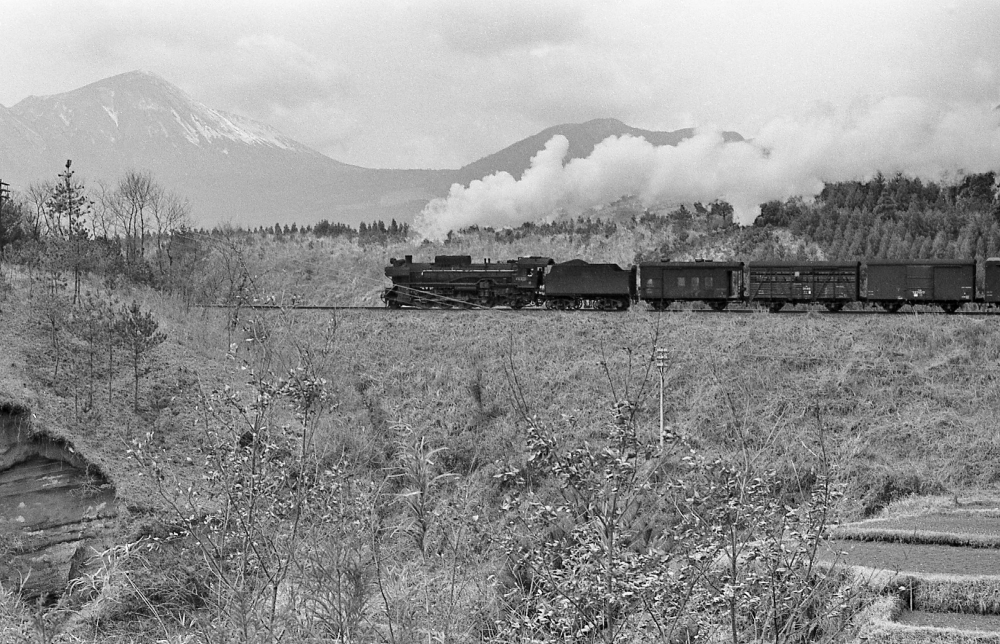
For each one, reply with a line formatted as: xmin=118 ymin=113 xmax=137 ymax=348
xmin=5 ymin=237 xmax=1000 ymax=643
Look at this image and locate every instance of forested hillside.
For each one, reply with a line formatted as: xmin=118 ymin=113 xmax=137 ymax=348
xmin=752 ymin=172 xmax=1000 ymax=262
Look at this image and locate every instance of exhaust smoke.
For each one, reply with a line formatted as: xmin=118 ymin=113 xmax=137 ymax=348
xmin=415 ymin=98 xmax=1000 ymax=240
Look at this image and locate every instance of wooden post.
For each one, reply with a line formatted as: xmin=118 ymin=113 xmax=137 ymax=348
xmin=0 ymin=179 xmax=9 ymax=258
xmin=656 ymin=347 xmax=669 ymax=448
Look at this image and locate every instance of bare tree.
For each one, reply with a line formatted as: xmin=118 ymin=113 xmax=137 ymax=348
xmin=116 ymin=170 xmax=155 ymax=266
xmin=150 ymin=188 xmax=192 ymax=278
xmin=93 ymin=169 xmax=190 ymax=276
xmin=26 ymin=180 xmax=56 ymax=238
xmin=91 ymin=180 xmax=117 ymax=239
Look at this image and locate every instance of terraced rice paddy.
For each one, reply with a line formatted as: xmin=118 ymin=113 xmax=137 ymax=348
xmin=898 ymin=610 xmax=1000 ymax=632
xmin=852 ymin=512 xmax=1000 ymax=537
xmin=829 ymin=500 xmax=1000 ymax=642
xmin=823 ymin=539 xmax=1000 ymax=576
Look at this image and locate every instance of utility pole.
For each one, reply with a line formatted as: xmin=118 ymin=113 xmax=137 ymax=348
xmin=656 ymin=347 xmax=670 ymax=448
xmin=0 ymin=179 xmax=9 ymax=258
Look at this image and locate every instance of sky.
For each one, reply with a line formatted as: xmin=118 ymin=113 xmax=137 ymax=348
xmin=2 ymin=0 xmax=999 ymax=172
xmin=3 ymin=0 xmax=1000 ymax=234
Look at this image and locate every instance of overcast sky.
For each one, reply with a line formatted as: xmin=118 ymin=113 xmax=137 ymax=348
xmin=1 ymin=0 xmax=998 ymax=171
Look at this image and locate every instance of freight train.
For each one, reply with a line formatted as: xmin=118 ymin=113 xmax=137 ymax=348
xmin=383 ymin=254 xmax=1000 ymax=313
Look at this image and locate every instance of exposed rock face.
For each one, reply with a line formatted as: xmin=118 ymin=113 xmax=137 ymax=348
xmin=0 ymin=403 xmax=118 ymax=599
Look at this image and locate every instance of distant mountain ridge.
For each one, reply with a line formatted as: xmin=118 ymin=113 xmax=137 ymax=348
xmin=453 ymin=117 xmax=744 ymax=187
xmin=0 ymin=71 xmax=744 ymax=229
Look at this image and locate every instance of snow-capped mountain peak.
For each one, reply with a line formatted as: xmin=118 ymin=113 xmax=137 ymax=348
xmin=10 ymin=70 xmax=312 ymax=155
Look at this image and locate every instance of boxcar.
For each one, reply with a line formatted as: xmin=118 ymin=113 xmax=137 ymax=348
xmin=382 ymin=255 xmax=553 ymax=308
xmin=984 ymin=258 xmax=1000 ymax=304
xmin=746 ymin=261 xmax=860 ymax=312
xmin=865 ymin=259 xmax=975 ymax=313
xmin=543 ymin=260 xmax=636 ymax=310
xmin=638 ymin=260 xmax=744 ymax=311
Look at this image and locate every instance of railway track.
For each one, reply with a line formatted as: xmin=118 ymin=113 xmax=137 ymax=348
xmin=197 ymin=304 xmax=1000 ymax=315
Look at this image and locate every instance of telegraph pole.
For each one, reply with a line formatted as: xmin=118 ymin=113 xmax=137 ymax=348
xmin=0 ymin=179 xmax=9 ymax=258
xmin=656 ymin=347 xmax=669 ymax=448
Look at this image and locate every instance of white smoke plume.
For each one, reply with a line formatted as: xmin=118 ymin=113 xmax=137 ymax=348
xmin=415 ymin=98 xmax=1000 ymax=240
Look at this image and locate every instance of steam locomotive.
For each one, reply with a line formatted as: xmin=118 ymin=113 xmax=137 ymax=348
xmin=383 ymin=254 xmax=1000 ymax=313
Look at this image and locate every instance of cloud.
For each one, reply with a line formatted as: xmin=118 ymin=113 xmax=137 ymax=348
xmin=424 ymin=0 xmax=587 ymax=56
xmin=229 ymin=34 xmax=343 ymax=108
xmin=415 ymin=98 xmax=1000 ymax=240
xmin=5 ymin=0 xmax=1000 ymax=171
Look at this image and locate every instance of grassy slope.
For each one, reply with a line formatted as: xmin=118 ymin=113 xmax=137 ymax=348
xmin=5 ymin=230 xmax=1000 ymax=641
xmin=320 ymin=308 xmax=1000 ymax=515
xmin=8 ymin=237 xmax=1000 ymax=526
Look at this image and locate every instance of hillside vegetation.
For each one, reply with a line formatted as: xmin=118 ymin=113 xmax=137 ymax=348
xmin=1 ymin=171 xmax=1000 ymax=643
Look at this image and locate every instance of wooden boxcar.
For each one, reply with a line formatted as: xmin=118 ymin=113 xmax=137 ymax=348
xmin=746 ymin=261 xmax=860 ymax=312
xmin=865 ymin=260 xmax=975 ymax=313
xmin=638 ymin=260 xmax=744 ymax=311
xmin=984 ymin=258 xmax=1000 ymax=304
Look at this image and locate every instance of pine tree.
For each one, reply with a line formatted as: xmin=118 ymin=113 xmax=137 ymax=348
xmin=46 ymin=161 xmax=93 ymax=304
xmin=873 ymin=190 xmax=897 ymax=216
xmin=115 ymin=300 xmax=166 ymax=411
xmin=930 ymin=231 xmax=949 ymax=258
xmin=917 ymin=236 xmax=934 ymax=259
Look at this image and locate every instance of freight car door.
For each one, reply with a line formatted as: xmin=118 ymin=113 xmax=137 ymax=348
xmin=905 ymin=265 xmax=934 ymax=300
xmin=934 ymin=266 xmax=973 ymax=301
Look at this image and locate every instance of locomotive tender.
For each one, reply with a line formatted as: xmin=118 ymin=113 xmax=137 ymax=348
xmin=383 ymin=254 xmax=999 ymax=313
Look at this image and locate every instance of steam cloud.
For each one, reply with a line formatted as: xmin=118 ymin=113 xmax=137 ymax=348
xmin=415 ymin=98 xmax=1000 ymax=240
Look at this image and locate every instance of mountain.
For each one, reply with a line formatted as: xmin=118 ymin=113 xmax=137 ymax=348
xmin=452 ymin=118 xmax=744 ymax=187
xmin=0 ymin=72 xmax=744 ymax=229
xmin=0 ymin=71 xmax=450 ymax=228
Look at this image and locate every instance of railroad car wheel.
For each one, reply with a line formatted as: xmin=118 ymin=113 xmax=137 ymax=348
xmin=648 ymin=299 xmax=672 ymax=311
xmin=881 ymin=302 xmax=903 ymax=313
xmin=941 ymin=302 xmax=960 ymax=314
xmin=768 ymin=302 xmax=784 ymax=313
xmin=824 ymin=302 xmax=845 ymax=313
xmin=708 ymin=301 xmax=728 ymax=312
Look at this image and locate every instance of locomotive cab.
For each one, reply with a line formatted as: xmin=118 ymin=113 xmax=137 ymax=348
xmin=514 ymin=256 xmax=554 ymax=291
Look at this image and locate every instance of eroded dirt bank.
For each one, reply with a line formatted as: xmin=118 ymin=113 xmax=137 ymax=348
xmin=0 ymin=402 xmax=118 ymax=599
